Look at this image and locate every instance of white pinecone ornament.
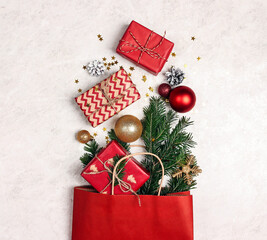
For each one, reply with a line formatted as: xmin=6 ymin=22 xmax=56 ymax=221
xmin=165 ymin=66 xmax=184 ymax=86
xmin=86 ymin=60 xmax=105 ymax=76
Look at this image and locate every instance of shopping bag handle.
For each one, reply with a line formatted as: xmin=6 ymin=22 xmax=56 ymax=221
xmin=111 ymin=152 xmax=165 ymax=196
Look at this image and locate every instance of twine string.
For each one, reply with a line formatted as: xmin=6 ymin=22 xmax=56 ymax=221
xmin=119 ymin=31 xmax=167 ymax=63
xmin=89 ymin=79 xmax=136 ymax=116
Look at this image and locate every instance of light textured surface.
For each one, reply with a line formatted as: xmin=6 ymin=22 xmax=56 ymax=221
xmin=0 ymin=0 xmax=266 ymax=239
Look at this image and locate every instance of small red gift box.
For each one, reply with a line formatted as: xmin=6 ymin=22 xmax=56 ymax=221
xmin=116 ymin=20 xmax=174 ymax=75
xmin=75 ymin=69 xmax=140 ymax=127
xmin=81 ymin=140 xmax=150 ymax=195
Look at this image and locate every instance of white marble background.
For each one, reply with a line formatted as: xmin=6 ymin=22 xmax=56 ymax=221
xmin=0 ymin=0 xmax=266 ymax=239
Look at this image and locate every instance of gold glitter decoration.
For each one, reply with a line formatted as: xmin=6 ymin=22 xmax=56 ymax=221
xmin=149 ymin=87 xmax=154 ymax=92
xmin=129 ymin=66 xmax=135 ymax=71
xmin=120 ymin=66 xmax=124 ymax=70
xmin=77 ymin=130 xmax=92 ymax=144
xmin=128 ymin=73 xmax=132 ymax=77
xmin=102 ymin=57 xmax=107 ymax=61
xmin=146 ymin=93 xmax=149 ymax=97
xmin=111 ymin=56 xmax=115 ymax=60
xmin=142 ymin=75 xmax=147 ymax=82
xmin=191 ymin=36 xmax=195 ymax=41
xmin=114 ymin=115 xmax=143 ymax=143
xmin=172 ymin=155 xmax=202 ymax=185
xmin=115 ymin=60 xmax=118 ymax=64
xmin=107 ymin=66 xmax=110 ymax=70
xmin=75 ymin=79 xmax=79 ymax=84
xmin=103 ymin=127 xmax=107 ymax=131
xmin=83 ymin=65 xmax=86 ymax=70
xmin=78 ymin=89 xmax=82 ymax=93
xmin=197 ymin=56 xmax=201 ymax=61
xmin=93 ymin=132 xmax=97 ymax=137
xmin=171 ymin=52 xmax=176 ymax=57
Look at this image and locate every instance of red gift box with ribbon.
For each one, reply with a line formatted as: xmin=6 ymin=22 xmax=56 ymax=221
xmin=116 ymin=20 xmax=174 ymax=75
xmin=81 ymin=140 xmax=150 ymax=195
xmin=75 ymin=69 xmax=140 ymax=127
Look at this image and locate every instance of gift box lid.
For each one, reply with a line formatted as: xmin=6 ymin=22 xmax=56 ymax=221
xmin=116 ymin=20 xmax=174 ymax=75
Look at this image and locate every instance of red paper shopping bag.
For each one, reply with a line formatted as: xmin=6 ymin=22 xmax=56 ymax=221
xmin=71 ymin=186 xmax=193 ymax=240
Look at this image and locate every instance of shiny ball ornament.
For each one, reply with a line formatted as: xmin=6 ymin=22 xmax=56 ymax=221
xmin=77 ymin=130 xmax=92 ymax=144
xmin=158 ymin=83 xmax=172 ymax=98
xmin=169 ymin=86 xmax=196 ymax=113
xmin=114 ymin=115 xmax=143 ymax=143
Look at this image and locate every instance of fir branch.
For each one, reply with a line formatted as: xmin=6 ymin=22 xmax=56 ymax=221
xmin=108 ymin=155 xmax=126 ymax=186
xmin=108 ymin=129 xmax=130 ymax=152
xmin=80 ymin=139 xmax=102 ymax=167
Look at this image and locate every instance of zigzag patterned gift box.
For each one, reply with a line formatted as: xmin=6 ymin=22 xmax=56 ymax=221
xmin=75 ymin=69 xmax=141 ymax=127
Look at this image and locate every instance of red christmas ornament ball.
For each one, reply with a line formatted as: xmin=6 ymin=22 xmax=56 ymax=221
xmin=158 ymin=83 xmax=172 ymax=98
xmin=169 ymin=86 xmax=196 ymax=113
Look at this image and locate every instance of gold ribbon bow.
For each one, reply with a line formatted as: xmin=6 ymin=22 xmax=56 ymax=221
xmin=119 ymin=31 xmax=167 ymax=63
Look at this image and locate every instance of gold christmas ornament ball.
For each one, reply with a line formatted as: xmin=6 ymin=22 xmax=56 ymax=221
xmin=77 ymin=130 xmax=92 ymax=144
xmin=114 ymin=115 xmax=143 ymax=143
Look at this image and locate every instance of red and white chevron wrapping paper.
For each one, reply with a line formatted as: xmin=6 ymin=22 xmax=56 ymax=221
xmin=75 ymin=69 xmax=141 ymax=127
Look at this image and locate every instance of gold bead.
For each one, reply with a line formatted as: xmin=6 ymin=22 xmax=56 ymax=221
xmin=114 ymin=115 xmax=143 ymax=143
xmin=77 ymin=130 xmax=92 ymax=144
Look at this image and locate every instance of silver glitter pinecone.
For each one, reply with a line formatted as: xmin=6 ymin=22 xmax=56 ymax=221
xmin=86 ymin=60 xmax=105 ymax=76
xmin=165 ymin=66 xmax=184 ymax=86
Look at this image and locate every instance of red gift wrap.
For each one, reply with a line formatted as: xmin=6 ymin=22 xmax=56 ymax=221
xmin=116 ymin=20 xmax=174 ymax=75
xmin=75 ymin=69 xmax=140 ymax=127
xmin=81 ymin=140 xmax=150 ymax=195
xmin=72 ymin=186 xmax=193 ymax=240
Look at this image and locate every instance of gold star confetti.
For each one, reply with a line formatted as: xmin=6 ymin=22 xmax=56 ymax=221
xmin=105 ymin=136 xmax=109 ymax=140
xmin=146 ymin=93 xmax=149 ymax=97
xmin=86 ymin=103 xmax=90 ymax=107
xmin=99 ymin=37 xmax=103 ymax=41
xmin=75 ymin=79 xmax=79 ymax=84
xmin=104 ymin=63 xmax=107 ymax=66
xmin=111 ymin=56 xmax=115 ymax=60
xmin=83 ymin=65 xmax=87 ymax=70
xmin=102 ymin=57 xmax=107 ymax=61
xmin=184 ymin=64 xmax=187 ymax=68
xmin=197 ymin=56 xmax=201 ymax=61
xmin=107 ymin=66 xmax=110 ymax=70
xmin=149 ymin=87 xmax=154 ymax=92
xmin=171 ymin=52 xmax=176 ymax=57
xmin=103 ymin=127 xmax=107 ymax=131
xmin=120 ymin=66 xmax=124 ymax=70
xmin=78 ymin=88 xmax=82 ymax=93
xmin=108 ymin=62 xmax=111 ymax=66
xmin=128 ymin=73 xmax=132 ymax=77
xmin=165 ymin=99 xmax=169 ymax=103
xmin=191 ymin=36 xmax=195 ymax=41
xmin=111 ymin=62 xmax=114 ymax=66
xmin=106 ymin=140 xmax=110 ymax=144
xmin=129 ymin=66 xmax=135 ymax=71
xmin=95 ymin=86 xmax=99 ymax=91
xmin=114 ymin=60 xmax=118 ymax=64
xmin=93 ymin=132 xmax=97 ymax=137
xmin=113 ymin=77 xmax=118 ymax=81
xmin=97 ymin=34 xmax=102 ymax=38
xmin=142 ymin=75 xmax=147 ymax=82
